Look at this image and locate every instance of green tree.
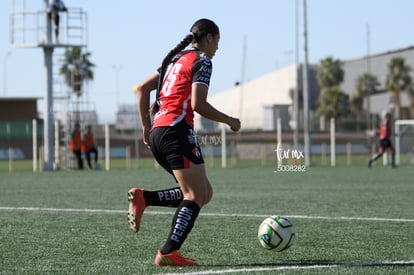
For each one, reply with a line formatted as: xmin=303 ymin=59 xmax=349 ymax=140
xmin=317 ymin=57 xmax=344 ymax=88
xmin=316 ymin=57 xmax=348 ymax=118
xmin=60 ymin=47 xmax=95 ymax=97
xmin=408 ymin=85 xmax=414 ymax=118
xmin=317 ymin=87 xmax=349 ymax=119
xmin=385 ymin=56 xmax=412 ymax=119
xmin=351 ymin=73 xmax=380 ymax=114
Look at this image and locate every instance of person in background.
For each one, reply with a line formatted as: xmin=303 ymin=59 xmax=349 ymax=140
xmin=69 ymin=122 xmax=83 ymax=170
xmin=82 ymin=125 xmax=99 ymax=170
xmin=368 ymin=112 xmax=396 ymax=168
xmin=47 ymin=0 xmax=67 ymax=43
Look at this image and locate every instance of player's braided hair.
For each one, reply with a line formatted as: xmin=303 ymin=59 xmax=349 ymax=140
xmin=150 ymin=19 xmax=219 ymax=117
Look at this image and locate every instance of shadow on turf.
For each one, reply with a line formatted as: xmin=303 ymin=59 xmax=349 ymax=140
xmin=202 ymin=260 xmax=414 ymax=268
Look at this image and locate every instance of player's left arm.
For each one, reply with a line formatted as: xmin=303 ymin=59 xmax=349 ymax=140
xmin=191 ymin=57 xmax=240 ymax=131
xmin=192 ymin=84 xmax=240 ymax=131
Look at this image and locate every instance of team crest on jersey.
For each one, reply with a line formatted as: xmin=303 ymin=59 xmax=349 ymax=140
xmin=192 ymin=147 xmax=201 ymax=158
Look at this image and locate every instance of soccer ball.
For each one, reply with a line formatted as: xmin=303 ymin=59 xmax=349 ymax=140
xmin=258 ymin=215 xmax=296 ymax=252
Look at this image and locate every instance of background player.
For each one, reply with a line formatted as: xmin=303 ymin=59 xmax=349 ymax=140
xmin=47 ymin=0 xmax=67 ymax=43
xmin=82 ymin=125 xmax=99 ymax=170
xmin=368 ymin=112 xmax=396 ymax=168
xmin=69 ymin=122 xmax=83 ymax=170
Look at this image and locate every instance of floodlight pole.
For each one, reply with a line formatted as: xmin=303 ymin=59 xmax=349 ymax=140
xmin=302 ymin=0 xmax=311 ymax=166
xmin=3 ymin=52 xmax=12 ymax=96
xmin=42 ymin=0 xmax=55 ymax=171
xmin=239 ymin=35 xmax=247 ymax=121
xmin=293 ymin=0 xmax=299 ymax=148
xmin=366 ymin=24 xmax=371 ymax=130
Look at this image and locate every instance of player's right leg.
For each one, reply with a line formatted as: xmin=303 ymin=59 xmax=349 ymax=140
xmin=127 ymin=187 xmax=184 ymax=233
xmin=388 ymin=147 xmax=396 ymax=168
xmin=127 ymin=188 xmax=146 ymax=233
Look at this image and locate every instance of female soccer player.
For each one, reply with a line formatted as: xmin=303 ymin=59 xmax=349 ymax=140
xmin=368 ymin=112 xmax=396 ymax=168
xmin=129 ymin=18 xmax=241 ymax=266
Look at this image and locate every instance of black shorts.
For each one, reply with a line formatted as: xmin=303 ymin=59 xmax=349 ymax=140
xmin=149 ymin=119 xmax=204 ymax=175
xmin=380 ymin=138 xmax=392 ymax=149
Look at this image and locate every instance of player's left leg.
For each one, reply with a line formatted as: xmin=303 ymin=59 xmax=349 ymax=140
xmin=155 ymin=163 xmax=212 ymax=266
xmin=53 ymin=13 xmax=60 ymax=43
xmin=368 ymin=142 xmax=385 ymax=167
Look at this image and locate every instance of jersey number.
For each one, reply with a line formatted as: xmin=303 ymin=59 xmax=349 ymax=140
xmin=161 ymin=63 xmax=183 ymax=97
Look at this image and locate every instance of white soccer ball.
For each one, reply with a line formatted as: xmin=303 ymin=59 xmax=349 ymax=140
xmin=258 ymin=215 xmax=296 ymax=252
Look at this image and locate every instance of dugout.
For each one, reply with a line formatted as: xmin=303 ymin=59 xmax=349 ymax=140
xmin=0 ymin=97 xmax=42 ymax=160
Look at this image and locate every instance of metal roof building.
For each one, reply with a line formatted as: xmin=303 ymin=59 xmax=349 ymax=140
xmin=197 ymin=45 xmax=414 ymax=132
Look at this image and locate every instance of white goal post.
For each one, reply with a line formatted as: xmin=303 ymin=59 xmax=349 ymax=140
xmin=394 ymin=119 xmax=414 ymax=165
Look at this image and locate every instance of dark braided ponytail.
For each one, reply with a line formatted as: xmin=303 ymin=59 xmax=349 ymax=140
xmin=150 ymin=33 xmax=195 ymax=116
xmin=150 ymin=18 xmax=219 ymax=117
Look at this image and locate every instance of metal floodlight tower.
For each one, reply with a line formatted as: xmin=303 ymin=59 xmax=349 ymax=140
xmin=43 ymin=0 xmax=54 ymax=170
xmin=9 ymin=0 xmax=88 ymax=171
xmin=293 ymin=0 xmax=299 ymax=149
xmin=302 ymin=0 xmax=311 ymax=166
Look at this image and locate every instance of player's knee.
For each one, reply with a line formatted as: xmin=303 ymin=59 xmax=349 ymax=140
xmin=202 ymin=180 xmax=213 ymax=206
xmin=206 ymin=184 xmax=213 ymax=204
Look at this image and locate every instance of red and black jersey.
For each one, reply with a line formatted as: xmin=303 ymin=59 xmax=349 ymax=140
xmin=379 ymin=119 xmax=391 ymax=140
xmin=152 ymin=48 xmax=212 ymax=129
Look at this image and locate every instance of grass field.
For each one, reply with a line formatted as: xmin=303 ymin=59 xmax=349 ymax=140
xmin=1 ymin=165 xmax=413 ymax=274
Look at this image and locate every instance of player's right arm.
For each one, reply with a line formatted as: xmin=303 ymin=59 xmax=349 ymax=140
xmin=133 ymin=72 xmax=159 ymax=146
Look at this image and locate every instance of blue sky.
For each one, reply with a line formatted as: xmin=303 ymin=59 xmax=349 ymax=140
xmin=1 ymin=0 xmax=414 ymax=123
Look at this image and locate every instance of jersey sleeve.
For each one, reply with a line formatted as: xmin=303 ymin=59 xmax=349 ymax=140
xmin=192 ymin=57 xmax=212 ymax=87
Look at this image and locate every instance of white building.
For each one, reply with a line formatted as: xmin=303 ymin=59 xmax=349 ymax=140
xmin=115 ymin=104 xmax=141 ymax=132
xmin=196 ymin=64 xmax=319 ymax=132
xmin=196 ymin=45 xmax=414 ymax=132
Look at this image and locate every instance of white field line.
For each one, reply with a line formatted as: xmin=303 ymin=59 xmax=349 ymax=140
xmin=0 ymin=206 xmax=414 ymax=223
xmin=159 ymin=260 xmax=414 ymax=275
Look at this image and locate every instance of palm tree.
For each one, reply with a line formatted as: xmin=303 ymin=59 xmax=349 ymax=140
xmin=316 ymin=57 xmax=348 ymax=119
xmin=316 ymin=87 xmax=349 ymax=119
xmin=354 ymin=73 xmax=380 ymax=98
xmin=351 ymin=73 xmax=380 ymax=114
xmin=385 ymin=57 xmax=412 ymax=119
xmin=408 ymin=85 xmax=414 ymax=118
xmin=317 ymin=57 xmax=344 ymax=88
xmin=60 ymin=47 xmax=95 ymax=97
